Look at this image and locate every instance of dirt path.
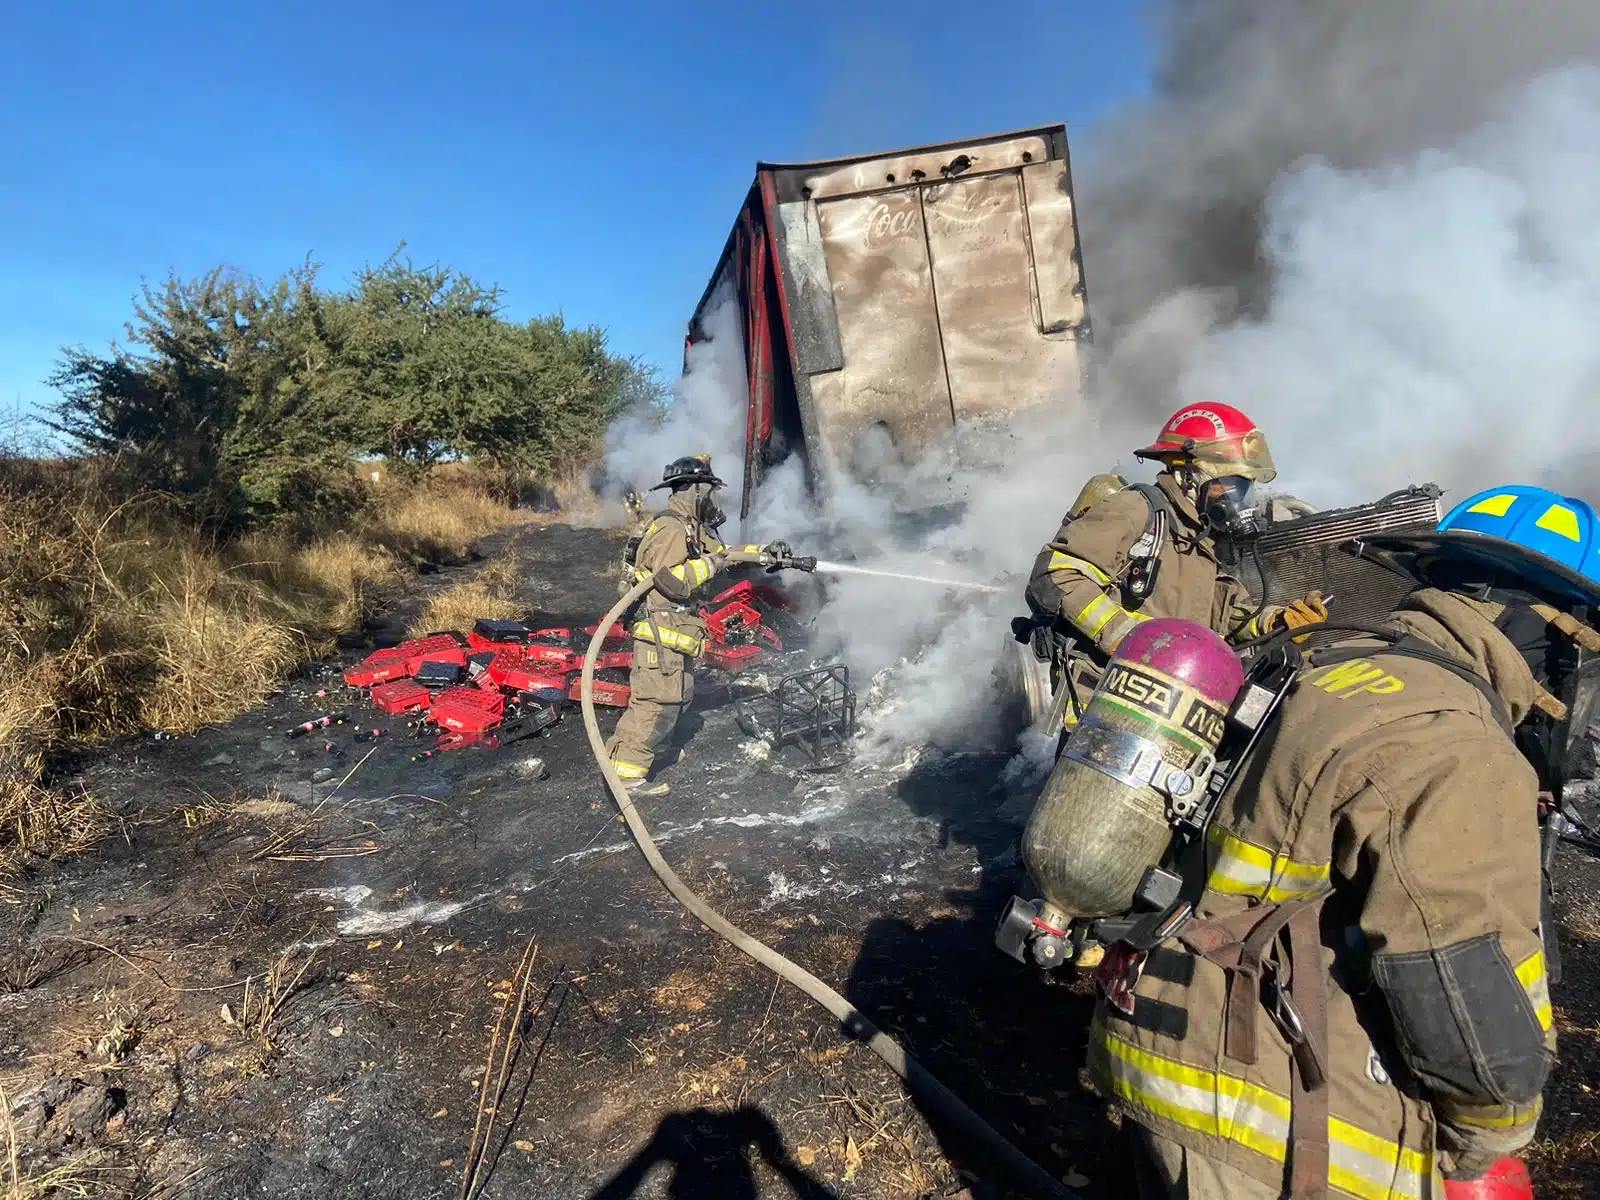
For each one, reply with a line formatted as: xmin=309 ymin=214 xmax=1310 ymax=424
xmin=3 ymin=523 xmax=1597 ymax=1199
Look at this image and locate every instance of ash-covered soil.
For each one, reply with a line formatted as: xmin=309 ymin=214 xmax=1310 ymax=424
xmin=3 ymin=522 xmax=1597 ymax=1199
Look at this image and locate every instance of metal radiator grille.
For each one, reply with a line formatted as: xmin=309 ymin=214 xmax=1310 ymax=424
xmin=1234 ymin=486 xmax=1444 ymax=639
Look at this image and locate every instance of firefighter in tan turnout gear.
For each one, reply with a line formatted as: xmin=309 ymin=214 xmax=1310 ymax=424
xmin=1093 ymin=484 xmax=1594 ymax=1200
xmin=1025 ymin=402 xmax=1327 ymax=733
xmin=606 ymin=456 xmax=793 ymax=792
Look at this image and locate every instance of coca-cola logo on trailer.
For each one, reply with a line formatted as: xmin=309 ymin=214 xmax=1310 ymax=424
xmin=860 ymin=185 xmax=1009 ymax=249
xmin=864 ymin=202 xmax=920 ymax=248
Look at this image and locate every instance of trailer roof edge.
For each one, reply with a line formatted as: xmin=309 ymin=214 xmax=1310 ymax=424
xmin=755 ymin=124 xmax=1068 ymax=173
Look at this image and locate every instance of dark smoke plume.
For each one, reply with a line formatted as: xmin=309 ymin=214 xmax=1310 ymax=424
xmin=1082 ymin=0 xmax=1600 ymax=335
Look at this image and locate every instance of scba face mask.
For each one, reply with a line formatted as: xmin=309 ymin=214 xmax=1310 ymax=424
xmin=1197 ymin=474 xmax=1263 ymax=542
xmin=692 ymin=483 xmax=726 ymax=533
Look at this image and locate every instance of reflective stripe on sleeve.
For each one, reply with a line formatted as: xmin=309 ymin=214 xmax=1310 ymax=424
xmin=1047 ymin=550 xmax=1114 ymax=587
xmin=1205 ymin=825 xmax=1331 ymax=903
xmin=1094 ymin=1028 xmax=1431 ymax=1199
xmin=1515 ymin=949 xmax=1554 ymax=1032
xmin=1073 ymin=593 xmax=1129 ymax=640
xmin=667 ymin=557 xmax=715 ymax=588
xmin=631 ymin=621 xmax=705 ymax=656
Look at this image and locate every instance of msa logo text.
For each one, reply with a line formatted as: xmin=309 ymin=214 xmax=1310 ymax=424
xmin=1181 ymin=697 xmax=1228 ymax=744
xmin=1102 ymin=664 xmax=1181 ymax=719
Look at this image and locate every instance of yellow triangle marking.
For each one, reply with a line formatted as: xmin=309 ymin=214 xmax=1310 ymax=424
xmin=1536 ymin=504 xmax=1582 ymax=543
xmin=1466 ymin=493 xmax=1518 ymax=517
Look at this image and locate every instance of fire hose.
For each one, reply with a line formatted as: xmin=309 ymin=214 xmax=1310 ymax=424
xmin=580 ymin=562 xmax=1075 ymax=1200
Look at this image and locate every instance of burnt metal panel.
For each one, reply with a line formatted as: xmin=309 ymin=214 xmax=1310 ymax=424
xmin=922 ymin=172 xmax=1084 ymax=423
xmin=772 ymin=200 xmax=844 ymax=376
xmin=1020 ymin=160 xmax=1088 ymax=334
xmin=809 ymin=187 xmax=952 ymax=469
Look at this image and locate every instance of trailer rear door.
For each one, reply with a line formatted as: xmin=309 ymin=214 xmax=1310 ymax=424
xmin=762 ymin=129 xmax=1089 ymax=482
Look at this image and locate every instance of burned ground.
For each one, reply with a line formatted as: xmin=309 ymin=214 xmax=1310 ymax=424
xmin=2 ymin=523 xmax=1597 ymax=1199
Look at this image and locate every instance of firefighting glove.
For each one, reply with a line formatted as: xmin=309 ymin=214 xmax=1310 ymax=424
xmin=1276 ymin=590 xmax=1329 ymax=634
xmin=761 ymin=540 xmax=793 ymax=564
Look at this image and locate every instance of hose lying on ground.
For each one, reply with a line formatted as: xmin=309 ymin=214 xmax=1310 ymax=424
xmin=579 ymin=571 xmax=1076 ymax=1200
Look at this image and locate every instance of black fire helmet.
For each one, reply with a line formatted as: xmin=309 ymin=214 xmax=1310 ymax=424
xmin=652 ymin=455 xmax=725 ymax=491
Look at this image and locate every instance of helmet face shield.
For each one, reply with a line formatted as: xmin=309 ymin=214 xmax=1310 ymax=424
xmin=1187 ymin=430 xmax=1277 ymax=483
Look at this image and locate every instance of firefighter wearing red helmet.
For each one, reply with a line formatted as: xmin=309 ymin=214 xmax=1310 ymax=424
xmin=1026 ymin=402 xmax=1327 ymax=727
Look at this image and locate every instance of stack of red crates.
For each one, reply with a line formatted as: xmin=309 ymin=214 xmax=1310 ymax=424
xmin=343 ymin=633 xmax=468 ymax=688
xmin=429 ymin=686 xmax=506 ymax=734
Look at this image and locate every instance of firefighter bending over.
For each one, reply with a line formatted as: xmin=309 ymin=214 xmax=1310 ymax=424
xmin=606 ymin=456 xmax=796 ymax=793
xmin=1095 ymin=484 xmax=1584 ymax=1199
xmin=1025 ymin=403 xmax=1326 ymax=732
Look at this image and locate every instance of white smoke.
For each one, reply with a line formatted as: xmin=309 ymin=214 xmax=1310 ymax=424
xmin=1179 ymin=65 xmax=1600 ymax=508
xmin=601 ymin=284 xmax=750 ymax=509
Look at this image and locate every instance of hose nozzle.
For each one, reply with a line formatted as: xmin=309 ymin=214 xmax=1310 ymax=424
xmin=764 ymin=552 xmax=817 ymax=574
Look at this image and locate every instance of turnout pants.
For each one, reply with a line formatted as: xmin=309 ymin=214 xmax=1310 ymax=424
xmin=606 ymin=641 xmax=696 ymax=780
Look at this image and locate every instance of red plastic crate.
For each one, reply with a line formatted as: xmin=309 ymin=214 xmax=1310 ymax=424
xmin=597 ymin=650 xmax=633 ymax=671
xmin=580 ymin=624 xmax=629 ymax=649
xmin=568 ymin=670 xmax=631 ymax=708
xmin=524 ymin=642 xmax=580 ymax=670
xmin=403 ymin=632 xmax=469 ymax=672
xmin=702 ymin=599 xmax=763 ymax=643
xmin=429 ymin=686 xmax=506 ymax=734
xmin=371 ymin=678 xmax=431 ymax=714
xmin=344 ymin=646 xmax=412 ymax=688
xmin=708 ymin=579 xmax=789 ymax=610
xmin=486 ymin=648 xmax=571 ymax=694
xmin=702 ymin=643 xmax=765 ymax=672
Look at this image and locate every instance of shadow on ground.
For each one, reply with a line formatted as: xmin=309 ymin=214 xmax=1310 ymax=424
xmin=589 ymin=1105 xmax=839 ymax=1200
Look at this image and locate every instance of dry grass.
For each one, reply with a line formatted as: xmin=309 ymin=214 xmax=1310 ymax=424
xmin=375 ymin=476 xmax=528 ymax=565
xmin=406 ymin=551 xmax=524 ymax=639
xmin=0 ymin=459 xmax=520 ymax=881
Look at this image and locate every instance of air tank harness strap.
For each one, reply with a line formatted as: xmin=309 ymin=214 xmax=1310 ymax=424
xmin=1175 ymin=895 xmax=1332 ymax=1200
xmin=1243 ymin=619 xmax=1517 ymax=737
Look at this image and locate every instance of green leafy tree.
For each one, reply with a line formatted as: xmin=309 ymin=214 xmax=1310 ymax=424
xmin=47 ymin=247 xmax=663 ymax=531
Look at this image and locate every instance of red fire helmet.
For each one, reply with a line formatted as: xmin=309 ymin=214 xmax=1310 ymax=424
xmin=1134 ymin=402 xmax=1277 ymax=484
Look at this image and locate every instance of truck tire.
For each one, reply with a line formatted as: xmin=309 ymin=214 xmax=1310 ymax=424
xmin=995 ymin=636 xmax=1055 ymax=734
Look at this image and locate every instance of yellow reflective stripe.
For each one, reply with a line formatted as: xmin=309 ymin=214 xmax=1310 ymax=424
xmin=631 ymin=567 xmax=652 ymax=583
xmin=1073 ymin=593 xmax=1127 ymax=639
xmin=1047 ymin=550 xmax=1113 ymax=587
xmin=1239 ymin=608 xmax=1275 ymax=640
xmin=740 ymin=544 xmax=762 ymax=555
xmin=1515 ymin=950 xmax=1554 ymax=1032
xmin=631 ymin=621 xmax=705 ymax=655
xmin=611 ymin=759 xmax=648 ymax=780
xmin=667 ymin=557 xmax=715 ymax=587
xmin=644 ymin=521 xmax=660 ymax=535
xmin=1205 ymin=826 xmax=1331 ymax=903
xmin=1442 ymin=1097 xmax=1543 ymax=1130
xmin=1097 ymin=1030 xmax=1430 ymax=1199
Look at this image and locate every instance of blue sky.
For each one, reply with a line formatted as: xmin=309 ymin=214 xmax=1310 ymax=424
xmin=0 ymin=1 xmax=1150 ymax=417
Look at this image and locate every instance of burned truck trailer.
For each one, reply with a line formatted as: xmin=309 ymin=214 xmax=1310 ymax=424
xmin=690 ymin=125 xmax=1092 ymax=520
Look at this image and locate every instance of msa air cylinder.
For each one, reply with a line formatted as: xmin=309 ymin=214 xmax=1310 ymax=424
xmin=1021 ymin=618 xmax=1245 ymax=925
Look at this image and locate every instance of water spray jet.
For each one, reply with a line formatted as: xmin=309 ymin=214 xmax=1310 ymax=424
xmin=811 ymin=560 xmax=1005 ymax=594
